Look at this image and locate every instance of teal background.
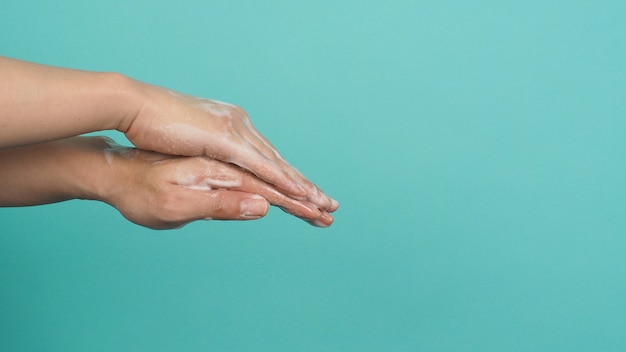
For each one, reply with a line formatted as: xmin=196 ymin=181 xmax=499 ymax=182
xmin=1 ymin=0 xmax=625 ymax=350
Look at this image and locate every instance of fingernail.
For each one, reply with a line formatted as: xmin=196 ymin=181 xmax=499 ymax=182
xmin=330 ymin=198 xmax=340 ymax=211
xmin=240 ymin=195 xmax=269 ymax=218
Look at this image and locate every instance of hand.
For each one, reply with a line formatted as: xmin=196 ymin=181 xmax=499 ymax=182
xmin=123 ymin=84 xmax=338 ymax=213
xmin=103 ymin=140 xmax=335 ymax=229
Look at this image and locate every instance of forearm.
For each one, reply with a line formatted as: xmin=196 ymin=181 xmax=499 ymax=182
xmin=0 ymin=56 xmax=141 ymax=148
xmin=0 ymin=136 xmax=113 ymax=206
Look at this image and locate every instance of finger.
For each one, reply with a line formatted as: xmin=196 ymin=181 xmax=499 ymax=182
xmin=305 ymin=211 xmax=335 ymax=228
xmin=235 ymin=117 xmax=339 ymax=211
xmin=240 ymin=175 xmax=324 ymax=221
xmin=288 ymin=168 xmax=338 ymax=212
xmin=271 ymin=157 xmax=338 ymax=212
xmin=192 ymin=159 xmax=330 ymax=225
xmin=221 ymin=140 xmax=306 ymax=198
xmin=210 ymin=161 xmax=324 ymax=221
xmin=236 ymin=168 xmax=338 ymax=227
xmin=212 ymin=106 xmax=338 ymax=211
xmin=170 ymin=187 xmax=269 ymax=222
xmin=228 ymin=112 xmax=312 ymax=199
xmin=237 ymin=116 xmax=290 ymax=167
xmin=173 ymin=155 xmax=333 ymax=226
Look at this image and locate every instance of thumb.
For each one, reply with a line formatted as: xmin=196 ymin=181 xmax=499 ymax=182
xmin=182 ymin=189 xmax=270 ymax=221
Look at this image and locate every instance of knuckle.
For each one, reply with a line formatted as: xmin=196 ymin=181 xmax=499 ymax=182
xmin=217 ymin=117 xmax=236 ymax=134
xmin=236 ymin=106 xmax=249 ymax=118
xmin=211 ymin=196 xmax=230 ymax=215
xmin=230 ymin=105 xmax=249 ymax=121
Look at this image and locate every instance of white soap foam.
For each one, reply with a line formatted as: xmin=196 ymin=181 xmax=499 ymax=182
xmin=102 ymin=138 xmax=138 ymax=165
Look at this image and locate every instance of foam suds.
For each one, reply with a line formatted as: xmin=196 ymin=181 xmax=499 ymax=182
xmin=167 ymin=89 xmax=237 ymax=119
xmin=156 ymin=122 xmax=213 ymax=154
xmin=173 ymin=162 xmax=243 ymax=191
xmin=204 ymin=178 xmax=242 ymax=189
xmin=102 ymin=138 xmax=139 ymax=165
xmin=197 ymin=99 xmax=236 ymax=119
xmin=179 ymin=178 xmax=242 ymax=191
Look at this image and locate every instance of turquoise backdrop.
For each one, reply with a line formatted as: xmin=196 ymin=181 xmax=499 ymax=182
xmin=1 ymin=0 xmax=625 ymax=351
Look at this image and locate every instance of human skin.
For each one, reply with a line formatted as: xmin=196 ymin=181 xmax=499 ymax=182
xmin=0 ymin=136 xmax=334 ymax=229
xmin=0 ymin=56 xmax=338 ymax=213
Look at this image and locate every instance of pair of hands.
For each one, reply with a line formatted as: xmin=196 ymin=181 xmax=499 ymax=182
xmin=0 ymin=57 xmax=337 ymax=229
xmin=115 ymin=83 xmax=338 ymax=228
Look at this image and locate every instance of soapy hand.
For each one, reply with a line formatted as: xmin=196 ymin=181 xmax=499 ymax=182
xmin=105 ymin=142 xmax=334 ymax=230
xmin=123 ymin=84 xmax=338 ymax=213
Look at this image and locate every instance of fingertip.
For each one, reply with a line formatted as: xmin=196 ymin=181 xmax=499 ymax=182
xmin=321 ymin=211 xmax=334 ymax=226
xmin=307 ymin=211 xmax=334 ymax=228
xmin=329 ymin=198 xmax=340 ymax=212
xmin=304 ymin=185 xmax=335 ymax=212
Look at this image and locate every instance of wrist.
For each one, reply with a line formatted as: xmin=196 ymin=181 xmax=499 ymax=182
xmin=60 ymin=137 xmax=114 ymax=203
xmin=99 ymin=72 xmax=146 ymax=134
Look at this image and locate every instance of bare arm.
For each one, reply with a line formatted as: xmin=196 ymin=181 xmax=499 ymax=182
xmin=0 ymin=56 xmax=136 ymax=147
xmin=0 ymin=136 xmax=334 ymax=229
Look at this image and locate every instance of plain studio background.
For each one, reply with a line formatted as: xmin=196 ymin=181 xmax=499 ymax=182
xmin=1 ymin=0 xmax=625 ymax=351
